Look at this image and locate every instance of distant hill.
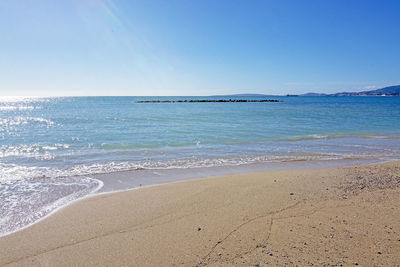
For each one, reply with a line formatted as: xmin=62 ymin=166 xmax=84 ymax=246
xmin=211 ymin=85 xmax=400 ymax=97
xmin=301 ymin=85 xmax=400 ymax=96
xmin=300 ymin=92 xmax=329 ymax=97
xmin=211 ymin=93 xmax=271 ymax=97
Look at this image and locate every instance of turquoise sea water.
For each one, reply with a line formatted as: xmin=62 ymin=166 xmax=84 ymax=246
xmin=1 ymin=95 xmax=400 ymax=235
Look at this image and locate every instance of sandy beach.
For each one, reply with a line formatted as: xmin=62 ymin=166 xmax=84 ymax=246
xmin=1 ymin=161 xmax=400 ymax=266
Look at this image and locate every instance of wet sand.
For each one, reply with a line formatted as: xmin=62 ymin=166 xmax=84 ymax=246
xmin=1 ymin=161 xmax=399 ymax=266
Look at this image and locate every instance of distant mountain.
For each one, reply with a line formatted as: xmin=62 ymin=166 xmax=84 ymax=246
xmin=211 ymin=93 xmax=271 ymax=97
xmin=212 ymin=85 xmax=400 ymax=97
xmin=300 ymin=92 xmax=329 ymax=97
xmin=301 ymin=85 xmax=400 ymax=96
xmin=331 ymin=85 xmax=400 ymax=96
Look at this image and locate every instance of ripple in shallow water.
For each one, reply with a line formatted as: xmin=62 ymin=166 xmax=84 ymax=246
xmin=0 ymin=176 xmax=103 ymax=237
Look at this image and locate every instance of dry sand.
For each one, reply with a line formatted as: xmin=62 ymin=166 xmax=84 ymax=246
xmin=1 ymin=161 xmax=400 ymax=266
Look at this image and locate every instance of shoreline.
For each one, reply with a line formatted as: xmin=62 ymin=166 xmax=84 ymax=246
xmin=0 ymin=178 xmax=104 ymax=239
xmin=94 ymin=157 xmax=392 ymax=193
xmin=1 ymin=160 xmax=399 ymax=266
xmin=0 ymin=157 xmax=392 ymax=238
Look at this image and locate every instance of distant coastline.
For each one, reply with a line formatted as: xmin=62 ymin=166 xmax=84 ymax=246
xmin=221 ymin=85 xmax=400 ymax=97
xmin=299 ymin=85 xmax=400 ymax=96
xmin=300 ymin=85 xmax=400 ymax=96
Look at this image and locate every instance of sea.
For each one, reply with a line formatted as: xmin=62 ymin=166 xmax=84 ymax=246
xmin=1 ymin=95 xmax=400 ymax=236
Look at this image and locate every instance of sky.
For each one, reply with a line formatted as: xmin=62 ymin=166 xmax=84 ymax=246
xmin=0 ymin=0 xmax=399 ymax=96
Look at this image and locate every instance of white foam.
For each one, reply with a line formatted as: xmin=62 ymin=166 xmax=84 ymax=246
xmin=0 ymin=176 xmax=103 ymax=237
xmin=0 ymin=151 xmax=388 ymax=184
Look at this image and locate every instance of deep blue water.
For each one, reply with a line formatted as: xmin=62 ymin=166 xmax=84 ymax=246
xmin=1 ymin=95 xmax=400 ymax=235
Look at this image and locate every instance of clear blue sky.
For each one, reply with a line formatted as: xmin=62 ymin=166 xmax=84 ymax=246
xmin=0 ymin=0 xmax=399 ymax=96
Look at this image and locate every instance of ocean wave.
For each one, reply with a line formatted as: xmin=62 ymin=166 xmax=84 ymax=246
xmin=0 ymin=116 xmax=54 ymax=127
xmin=73 ymin=134 xmax=400 ymax=151
xmin=357 ymin=135 xmax=400 ymax=140
xmin=1 ymin=151 xmax=391 ymax=184
xmin=0 ymin=105 xmax=40 ymax=111
xmin=0 ymin=143 xmax=70 ymax=159
xmin=274 ymin=133 xmax=400 ymax=142
xmin=0 ymin=176 xmax=102 ymax=237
